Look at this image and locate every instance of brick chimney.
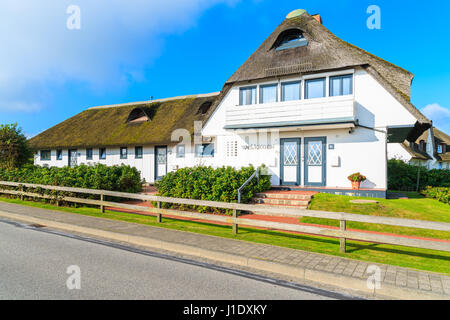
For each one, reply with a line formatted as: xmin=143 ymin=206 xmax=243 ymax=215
xmin=312 ymin=14 xmax=322 ymax=24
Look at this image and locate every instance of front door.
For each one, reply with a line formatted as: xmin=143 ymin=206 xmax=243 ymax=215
xmin=304 ymin=137 xmax=326 ymax=186
xmin=68 ymin=149 xmax=77 ymax=167
xmin=155 ymin=146 xmax=167 ymax=181
xmin=280 ymin=138 xmax=300 ymax=185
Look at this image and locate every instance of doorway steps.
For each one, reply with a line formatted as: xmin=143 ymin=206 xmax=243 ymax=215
xmin=251 ymin=190 xmax=317 ymax=210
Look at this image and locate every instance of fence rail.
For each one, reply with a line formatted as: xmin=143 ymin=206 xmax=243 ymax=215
xmin=0 ymin=181 xmax=449 ymax=253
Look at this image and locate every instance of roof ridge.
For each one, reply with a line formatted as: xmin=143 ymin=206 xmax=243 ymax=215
xmin=88 ymin=92 xmax=220 ymax=110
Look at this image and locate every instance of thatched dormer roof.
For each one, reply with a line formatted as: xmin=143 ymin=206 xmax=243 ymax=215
xmin=29 ymin=93 xmax=219 ymax=150
xmin=224 ymin=11 xmax=430 ymax=128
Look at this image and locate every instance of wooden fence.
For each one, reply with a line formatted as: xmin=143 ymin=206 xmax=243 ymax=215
xmin=0 ymin=181 xmax=449 ymax=253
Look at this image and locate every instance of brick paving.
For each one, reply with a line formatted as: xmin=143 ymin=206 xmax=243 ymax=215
xmin=0 ymin=201 xmax=449 ymax=298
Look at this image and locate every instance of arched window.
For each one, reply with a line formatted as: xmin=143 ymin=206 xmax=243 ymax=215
xmin=274 ymin=29 xmax=308 ymax=51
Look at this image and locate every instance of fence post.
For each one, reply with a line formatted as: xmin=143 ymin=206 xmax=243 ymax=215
xmin=100 ymin=193 xmax=105 ymax=213
xmin=156 ymin=201 xmax=162 ymax=223
xmin=340 ymin=220 xmax=346 ymax=253
xmin=19 ymin=185 xmax=24 ymax=201
xmin=232 ymin=209 xmax=238 ymax=234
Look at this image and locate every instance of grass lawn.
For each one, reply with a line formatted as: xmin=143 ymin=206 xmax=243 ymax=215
xmin=304 ymin=193 xmax=450 ymax=241
xmin=0 ymin=196 xmax=449 ymax=275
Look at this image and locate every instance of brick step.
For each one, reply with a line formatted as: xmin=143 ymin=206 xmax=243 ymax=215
xmin=252 ymin=198 xmax=310 ymax=206
xmin=255 ymin=193 xmax=313 ymax=200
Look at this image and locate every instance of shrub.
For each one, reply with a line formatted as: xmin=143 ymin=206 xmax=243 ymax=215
xmin=155 ymin=165 xmax=272 ymax=214
xmin=421 ymin=187 xmax=449 ymax=204
xmin=0 ymin=163 xmax=143 ymax=193
xmin=387 ymin=159 xmax=450 ymax=191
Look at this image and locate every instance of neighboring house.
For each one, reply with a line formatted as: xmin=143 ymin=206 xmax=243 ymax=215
xmin=29 ymin=9 xmax=433 ymax=198
xmin=388 ymin=127 xmax=450 ymax=169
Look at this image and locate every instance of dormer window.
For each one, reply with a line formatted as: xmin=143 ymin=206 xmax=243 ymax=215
xmin=419 ymin=140 xmax=426 ymax=152
xmin=127 ymin=107 xmax=152 ymax=124
xmin=275 ymin=29 xmax=308 ymax=51
xmin=197 ymin=101 xmax=212 ymax=115
xmin=437 ymin=144 xmax=444 ymax=154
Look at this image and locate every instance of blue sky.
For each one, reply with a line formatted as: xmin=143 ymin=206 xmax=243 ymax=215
xmin=1 ymin=0 xmax=449 ymax=137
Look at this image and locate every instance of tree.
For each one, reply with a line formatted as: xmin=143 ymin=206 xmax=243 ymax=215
xmin=0 ymin=123 xmax=32 ymax=169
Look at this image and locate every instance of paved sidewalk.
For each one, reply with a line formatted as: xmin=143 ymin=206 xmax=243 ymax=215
xmin=0 ymin=201 xmax=449 ymax=300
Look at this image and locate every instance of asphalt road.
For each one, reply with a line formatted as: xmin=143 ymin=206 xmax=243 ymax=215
xmin=0 ymin=219 xmax=350 ymax=300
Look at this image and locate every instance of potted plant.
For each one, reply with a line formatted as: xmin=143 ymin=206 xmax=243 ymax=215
xmin=347 ymin=172 xmax=366 ymax=190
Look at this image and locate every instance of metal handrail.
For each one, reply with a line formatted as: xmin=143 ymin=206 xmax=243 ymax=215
xmin=237 ymin=167 xmax=260 ymax=203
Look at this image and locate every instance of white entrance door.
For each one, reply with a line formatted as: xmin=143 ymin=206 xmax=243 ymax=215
xmin=304 ymin=137 xmax=326 ymax=186
xmin=280 ymin=138 xmax=300 ymax=185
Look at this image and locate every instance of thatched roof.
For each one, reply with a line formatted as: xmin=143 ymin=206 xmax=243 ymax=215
xmin=224 ymin=11 xmax=431 ymax=129
xmin=29 ymin=93 xmax=219 ymax=150
xmin=400 ymin=141 xmax=430 ymax=161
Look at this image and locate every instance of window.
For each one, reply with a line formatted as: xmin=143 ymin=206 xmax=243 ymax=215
xmin=195 ymin=143 xmax=214 ymax=158
xmin=99 ymin=148 xmax=106 ymax=160
xmin=305 ymin=78 xmax=326 ymax=99
xmin=86 ymin=148 xmax=93 ymax=160
xmin=281 ymin=81 xmax=301 ymax=101
xmin=275 ymin=29 xmax=308 ymax=51
xmin=239 ymin=86 xmax=256 ymax=105
xmin=40 ymin=150 xmax=51 ymax=161
xmin=135 ymin=146 xmax=143 ymax=159
xmin=259 ymin=84 xmax=278 ymax=104
xmin=437 ymin=144 xmax=444 ymax=154
xmin=330 ymin=74 xmax=353 ymax=96
xmin=56 ymin=150 xmax=62 ymax=161
xmin=120 ymin=147 xmax=128 ymax=159
xmin=176 ymin=145 xmax=185 ymax=158
xmin=127 ymin=107 xmax=151 ymax=123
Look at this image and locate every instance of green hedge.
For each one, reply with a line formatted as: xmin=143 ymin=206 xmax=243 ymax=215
xmin=0 ymin=164 xmax=143 ymax=193
xmin=155 ymin=165 xmax=272 ymax=214
xmin=421 ymin=187 xmax=449 ymax=204
xmin=388 ymin=159 xmax=450 ymax=191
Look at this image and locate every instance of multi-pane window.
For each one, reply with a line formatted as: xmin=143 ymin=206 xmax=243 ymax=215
xmin=305 ymin=78 xmax=326 ymax=99
xmin=56 ymin=150 xmax=62 ymax=161
xmin=134 ymin=146 xmax=143 ymax=159
xmin=259 ymin=84 xmax=278 ymax=104
xmin=437 ymin=144 xmax=443 ymax=154
xmin=86 ymin=148 xmax=93 ymax=160
xmin=40 ymin=150 xmax=51 ymax=161
xmin=99 ymin=148 xmax=106 ymax=160
xmin=281 ymin=81 xmax=301 ymax=101
xmin=176 ymin=145 xmax=185 ymax=158
xmin=239 ymin=86 xmax=256 ymax=105
xmin=195 ymin=143 xmax=214 ymax=158
xmin=120 ymin=147 xmax=128 ymax=159
xmin=330 ymin=74 xmax=353 ymax=96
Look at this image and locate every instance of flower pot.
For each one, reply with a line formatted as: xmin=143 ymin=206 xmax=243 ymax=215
xmin=351 ymin=181 xmax=361 ymax=190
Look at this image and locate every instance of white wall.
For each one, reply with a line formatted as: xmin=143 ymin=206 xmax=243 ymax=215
xmin=35 ymin=68 xmax=427 ymax=189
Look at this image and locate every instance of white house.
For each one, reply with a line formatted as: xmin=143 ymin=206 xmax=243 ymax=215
xmin=30 ymin=9 xmax=433 ymax=198
xmin=388 ymin=127 xmax=450 ymax=169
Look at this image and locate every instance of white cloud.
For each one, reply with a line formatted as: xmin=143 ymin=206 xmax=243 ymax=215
xmin=421 ymin=103 xmax=450 ymax=132
xmin=0 ymin=0 xmax=239 ymax=112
